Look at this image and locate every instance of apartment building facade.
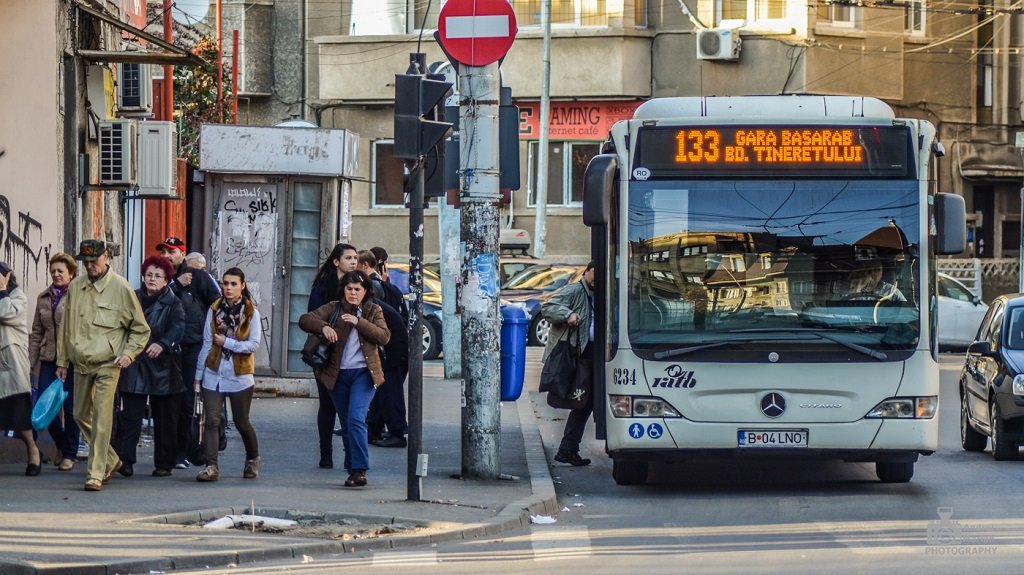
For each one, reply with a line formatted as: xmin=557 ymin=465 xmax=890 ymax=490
xmin=298 ymin=0 xmax=1013 ymax=260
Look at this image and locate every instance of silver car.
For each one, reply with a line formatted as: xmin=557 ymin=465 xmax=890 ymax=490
xmin=938 ymin=273 xmax=988 ymax=348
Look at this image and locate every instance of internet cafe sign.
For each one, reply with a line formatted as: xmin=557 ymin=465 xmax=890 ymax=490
xmin=518 ymin=101 xmax=642 ymax=141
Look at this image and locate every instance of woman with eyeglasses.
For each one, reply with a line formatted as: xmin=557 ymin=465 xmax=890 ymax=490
xmin=299 ymin=270 xmax=389 ymax=487
xmin=112 ymin=256 xmax=185 ymax=478
xmin=194 ymin=267 xmax=262 ymax=482
xmin=29 ymin=253 xmax=79 ymax=471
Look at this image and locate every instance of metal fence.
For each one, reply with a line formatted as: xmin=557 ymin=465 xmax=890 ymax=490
xmin=939 ymin=257 xmax=1020 ymax=302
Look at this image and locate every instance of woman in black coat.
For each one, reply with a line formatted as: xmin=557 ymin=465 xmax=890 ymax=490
xmin=308 ymin=243 xmax=358 ymax=469
xmin=113 ymin=255 xmax=186 ymax=477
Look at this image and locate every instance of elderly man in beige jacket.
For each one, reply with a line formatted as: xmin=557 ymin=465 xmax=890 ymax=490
xmin=56 ymin=240 xmax=150 ymax=492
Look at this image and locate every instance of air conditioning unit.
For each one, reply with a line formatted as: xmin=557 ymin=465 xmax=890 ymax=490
xmin=696 ymin=28 xmax=741 ymax=61
xmin=117 ymin=63 xmax=153 ymax=116
xmin=138 ymin=122 xmax=177 ymax=197
xmin=98 ymin=119 xmax=137 ymax=185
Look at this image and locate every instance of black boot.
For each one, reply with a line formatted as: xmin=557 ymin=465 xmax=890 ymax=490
xmin=554 ymin=450 xmax=591 ymax=467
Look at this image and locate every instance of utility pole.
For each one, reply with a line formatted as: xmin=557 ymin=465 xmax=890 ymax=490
xmin=534 ymin=0 xmax=552 ymax=259
xmin=407 ymin=133 xmax=426 ymax=502
xmin=435 ymin=63 xmax=463 ymax=380
xmin=216 ymin=0 xmax=224 ymax=123
xmin=439 ymin=191 xmax=463 ymax=379
xmin=232 ymin=30 xmax=239 ymax=123
xmin=459 ymin=62 xmax=502 ymax=479
xmin=163 ymin=0 xmax=174 ymax=120
xmin=434 ymin=0 xmax=517 ymax=480
xmin=394 ymin=53 xmax=453 ymax=499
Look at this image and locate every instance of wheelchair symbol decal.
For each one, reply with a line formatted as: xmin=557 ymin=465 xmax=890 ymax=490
xmin=647 ymin=423 xmax=663 ymax=439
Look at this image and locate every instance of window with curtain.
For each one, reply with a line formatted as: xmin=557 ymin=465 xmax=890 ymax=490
xmin=373 ymin=141 xmax=406 ymax=207
xmin=904 ymin=0 xmax=924 ymax=34
xmin=817 ymin=1 xmax=856 ymax=26
xmin=720 ymin=0 xmax=786 ymax=22
xmin=636 ymin=0 xmax=648 ymax=27
xmin=511 ymin=0 xmax=610 ymax=27
xmin=528 ymin=141 xmax=600 ymax=206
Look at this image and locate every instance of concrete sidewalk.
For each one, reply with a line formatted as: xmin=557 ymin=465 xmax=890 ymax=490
xmin=0 ymin=365 xmax=557 ymax=575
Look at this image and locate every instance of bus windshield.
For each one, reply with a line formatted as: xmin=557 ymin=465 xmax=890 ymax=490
xmin=627 ymin=179 xmax=921 ymax=359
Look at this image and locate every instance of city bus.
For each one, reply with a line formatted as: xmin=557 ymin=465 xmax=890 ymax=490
xmin=581 ymin=96 xmax=965 ymax=485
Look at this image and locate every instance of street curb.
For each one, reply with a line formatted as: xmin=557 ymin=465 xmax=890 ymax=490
xmin=4 ymin=393 xmax=558 ymax=575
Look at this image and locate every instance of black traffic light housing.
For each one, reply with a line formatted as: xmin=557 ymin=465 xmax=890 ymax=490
xmin=441 ymin=87 xmax=520 ymax=193
xmin=394 ymin=73 xmax=453 ymax=160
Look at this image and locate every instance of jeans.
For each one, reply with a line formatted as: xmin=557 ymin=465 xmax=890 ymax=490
xmin=39 ymin=361 xmax=79 ymax=461
xmin=330 ymin=369 xmax=376 ymax=473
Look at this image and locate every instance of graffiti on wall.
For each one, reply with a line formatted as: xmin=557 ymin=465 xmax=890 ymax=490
xmin=216 ymin=183 xmax=279 ymax=369
xmin=0 ymin=194 xmax=51 ymax=284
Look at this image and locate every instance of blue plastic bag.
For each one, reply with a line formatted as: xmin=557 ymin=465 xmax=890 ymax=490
xmin=31 ymin=378 xmax=67 ymax=431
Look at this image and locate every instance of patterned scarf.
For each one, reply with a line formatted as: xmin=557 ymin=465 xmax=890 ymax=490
xmin=49 ymin=284 xmax=68 ymax=313
xmin=216 ymin=298 xmax=245 ymax=358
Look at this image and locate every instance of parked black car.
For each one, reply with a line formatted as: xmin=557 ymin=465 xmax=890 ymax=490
xmin=385 ymin=263 xmax=443 ymax=360
xmin=960 ymin=293 xmax=1024 ymax=459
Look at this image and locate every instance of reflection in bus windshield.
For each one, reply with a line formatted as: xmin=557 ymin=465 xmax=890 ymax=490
xmin=503 ymin=266 xmax=579 ymax=291
xmin=627 ymin=180 xmax=921 ymax=352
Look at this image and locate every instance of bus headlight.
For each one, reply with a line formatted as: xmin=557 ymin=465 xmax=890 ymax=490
xmin=865 ymin=397 xmax=937 ymax=419
xmin=610 ymin=395 xmax=681 ymax=418
xmin=1013 ymin=374 xmax=1024 ymax=396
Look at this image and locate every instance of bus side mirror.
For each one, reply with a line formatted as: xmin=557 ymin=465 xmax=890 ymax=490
xmin=935 ymin=193 xmax=966 ymax=255
xmin=582 ymin=154 xmax=618 ymax=227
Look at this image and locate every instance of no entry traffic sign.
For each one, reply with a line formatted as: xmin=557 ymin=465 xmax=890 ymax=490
xmin=437 ymin=0 xmax=518 ymax=67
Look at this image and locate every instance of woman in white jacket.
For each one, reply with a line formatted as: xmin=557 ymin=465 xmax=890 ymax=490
xmin=0 ymin=262 xmax=39 ymax=476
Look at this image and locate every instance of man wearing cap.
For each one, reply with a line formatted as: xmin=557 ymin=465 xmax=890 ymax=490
xmin=56 ymin=239 xmax=150 ymax=491
xmin=156 ymin=237 xmax=221 ymax=467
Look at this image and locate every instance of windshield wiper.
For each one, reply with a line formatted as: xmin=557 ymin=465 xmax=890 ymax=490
xmin=723 ymin=328 xmax=888 ymax=360
xmin=653 ymin=341 xmax=734 ymax=359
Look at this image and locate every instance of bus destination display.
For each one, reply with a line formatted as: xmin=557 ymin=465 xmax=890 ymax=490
xmin=635 ymin=125 xmax=912 ymax=178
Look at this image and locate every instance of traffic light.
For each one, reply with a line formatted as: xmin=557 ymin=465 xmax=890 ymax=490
xmin=394 ymin=74 xmax=453 ymax=160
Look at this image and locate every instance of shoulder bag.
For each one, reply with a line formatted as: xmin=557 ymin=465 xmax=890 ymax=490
xmin=539 ymin=325 xmax=578 ymax=398
xmin=301 ymin=303 xmax=343 ymax=370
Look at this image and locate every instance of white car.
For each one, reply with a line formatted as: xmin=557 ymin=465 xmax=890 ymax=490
xmin=937 ymin=273 xmax=988 ymax=348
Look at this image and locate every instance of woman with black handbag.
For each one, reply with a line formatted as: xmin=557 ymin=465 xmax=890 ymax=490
xmin=299 ymin=271 xmax=389 ymax=487
xmin=540 ymin=261 xmax=596 ymax=467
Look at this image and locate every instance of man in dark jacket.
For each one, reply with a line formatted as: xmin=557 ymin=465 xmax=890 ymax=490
xmin=358 ymin=251 xmax=409 ymax=447
xmin=366 ymin=291 xmax=410 ymax=447
xmin=156 ymin=237 xmax=222 ymax=466
xmin=358 ymin=251 xmax=408 ymax=324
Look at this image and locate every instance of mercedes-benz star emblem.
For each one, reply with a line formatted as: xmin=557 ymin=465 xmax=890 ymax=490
xmin=761 ymin=392 xmax=786 ymax=418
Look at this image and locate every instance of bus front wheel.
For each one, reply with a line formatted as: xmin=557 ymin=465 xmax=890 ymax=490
xmin=876 ymin=461 xmax=914 ymax=483
xmin=612 ymin=459 xmax=649 ymax=485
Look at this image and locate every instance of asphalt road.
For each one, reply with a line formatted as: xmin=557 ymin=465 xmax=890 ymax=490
xmin=175 ymin=352 xmax=1024 ymax=574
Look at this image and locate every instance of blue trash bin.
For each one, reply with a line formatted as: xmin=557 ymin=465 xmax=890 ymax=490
xmin=500 ymin=304 xmax=531 ymax=401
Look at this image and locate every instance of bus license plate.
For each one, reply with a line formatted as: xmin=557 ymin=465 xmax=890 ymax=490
xmin=737 ymin=430 xmax=808 ymax=448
